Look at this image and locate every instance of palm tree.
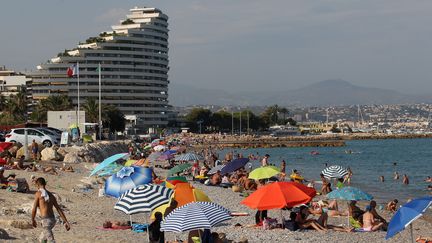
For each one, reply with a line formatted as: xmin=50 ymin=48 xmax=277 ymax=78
xmin=30 ymin=95 xmax=73 ymax=122
xmin=82 ymin=98 xmax=99 ymax=123
xmin=279 ymin=107 xmax=289 ymax=123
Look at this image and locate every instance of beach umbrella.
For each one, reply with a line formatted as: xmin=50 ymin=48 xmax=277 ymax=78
xmin=154 ymin=145 xmax=166 ymax=152
xmin=0 ymin=142 xmax=14 ymax=152
xmin=161 ymin=202 xmax=231 ymax=233
xmin=220 ymin=158 xmax=249 ymax=175
xmin=114 ymin=184 xmax=174 ymax=214
xmin=326 ymin=186 xmax=373 ymax=201
xmin=173 ymin=183 xmax=211 ymax=207
xmin=105 ymin=166 xmax=152 ymax=198
xmin=168 ymin=163 xmax=192 ymax=176
xmin=207 ymin=165 xmax=225 ymax=175
xmin=164 ymin=150 xmax=177 ymax=155
xmin=241 ymin=181 xmax=316 ymax=210
xmin=90 ymin=153 xmax=129 ymax=176
xmin=174 ymin=153 xmax=202 ymax=161
xmin=326 ymin=186 xmax=373 ymax=227
xmin=321 ymin=165 xmax=348 ymax=179
xmin=157 ymin=153 xmax=174 ymax=161
xmin=248 ymin=166 xmax=280 ymax=180
xmin=386 ymin=196 xmax=432 ymax=242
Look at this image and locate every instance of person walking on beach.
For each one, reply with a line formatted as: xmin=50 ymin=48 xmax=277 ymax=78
xmin=403 ymin=174 xmax=409 ymax=185
xmin=32 ymin=177 xmax=70 ymax=243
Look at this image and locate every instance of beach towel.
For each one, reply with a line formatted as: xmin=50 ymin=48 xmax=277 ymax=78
xmin=39 ymin=189 xmax=50 ymax=202
xmin=96 ymin=226 xmax=131 ymax=231
xmin=132 ymin=223 xmax=149 ymax=233
xmin=349 ymin=216 xmax=362 ymax=229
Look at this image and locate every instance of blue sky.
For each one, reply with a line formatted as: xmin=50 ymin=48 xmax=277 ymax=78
xmin=1 ymin=0 xmax=432 ymax=93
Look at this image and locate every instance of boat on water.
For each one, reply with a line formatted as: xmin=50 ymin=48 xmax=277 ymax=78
xmin=269 ymin=125 xmax=301 ymax=137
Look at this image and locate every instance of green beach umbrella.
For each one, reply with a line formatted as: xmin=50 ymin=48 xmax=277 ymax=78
xmin=167 ymin=176 xmax=188 ymax=183
xmin=248 ymin=166 xmax=280 ymax=180
xmin=168 ymin=163 xmax=192 ymax=176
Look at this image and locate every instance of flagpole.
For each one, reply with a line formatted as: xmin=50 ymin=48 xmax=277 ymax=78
xmin=98 ymin=63 xmax=102 ymax=140
xmin=77 ymin=62 xmax=80 ymax=129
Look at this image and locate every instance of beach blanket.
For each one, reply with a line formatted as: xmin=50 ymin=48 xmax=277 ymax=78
xmin=132 ymin=223 xmax=149 ymax=233
xmin=231 ymin=212 xmax=249 ymax=216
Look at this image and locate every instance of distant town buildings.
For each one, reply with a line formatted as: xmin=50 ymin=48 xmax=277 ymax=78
xmin=0 ymin=66 xmax=31 ymax=97
xmin=27 ymin=7 xmax=170 ymax=132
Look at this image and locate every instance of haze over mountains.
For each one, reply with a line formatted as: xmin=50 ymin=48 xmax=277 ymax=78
xmin=169 ymin=79 xmax=431 ymax=106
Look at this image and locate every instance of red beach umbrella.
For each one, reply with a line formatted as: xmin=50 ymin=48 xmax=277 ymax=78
xmin=241 ymin=181 xmax=316 ymax=210
xmin=0 ymin=142 xmax=14 ymax=152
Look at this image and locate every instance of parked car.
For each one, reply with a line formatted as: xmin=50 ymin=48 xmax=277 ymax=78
xmin=44 ymin=127 xmax=63 ymax=135
xmin=35 ymin=128 xmax=61 ymax=141
xmin=4 ymin=128 xmax=59 ymax=147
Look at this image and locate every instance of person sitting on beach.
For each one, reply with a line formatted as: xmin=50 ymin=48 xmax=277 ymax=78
xmin=199 ymin=166 xmax=209 ymax=177
xmin=349 ymin=200 xmax=365 ymax=222
xmin=285 ymin=212 xmax=299 ymax=231
xmin=369 ymin=200 xmax=388 ymax=230
xmin=210 ymin=171 xmax=222 ymax=186
xmin=386 ymin=199 xmax=398 ymax=213
xmin=0 ymin=167 xmax=14 ymax=187
xmin=320 ymin=174 xmax=331 ymax=195
xmin=13 ymin=155 xmax=27 ymax=170
xmin=149 ymin=212 xmax=164 ymax=243
xmin=295 ymin=205 xmax=327 ymax=232
xmin=361 ymin=205 xmax=384 ymax=232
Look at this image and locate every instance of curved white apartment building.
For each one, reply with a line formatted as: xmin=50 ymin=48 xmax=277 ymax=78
xmin=29 ymin=7 xmax=169 ymax=130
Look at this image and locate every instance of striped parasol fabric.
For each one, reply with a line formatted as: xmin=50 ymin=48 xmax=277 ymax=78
xmin=114 ymin=184 xmax=174 ymax=215
xmin=174 ymin=153 xmax=202 ymax=161
xmin=321 ymin=165 xmax=348 ymax=179
xmin=161 ymin=202 xmax=231 ymax=232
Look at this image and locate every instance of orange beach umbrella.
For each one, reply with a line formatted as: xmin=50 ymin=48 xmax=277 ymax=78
xmin=241 ymin=181 xmax=316 ymax=210
xmin=173 ymin=183 xmax=211 ymax=207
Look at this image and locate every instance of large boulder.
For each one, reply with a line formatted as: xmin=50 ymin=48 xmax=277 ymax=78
xmin=63 ymin=152 xmax=83 ymax=163
xmin=40 ymin=147 xmax=62 ymax=161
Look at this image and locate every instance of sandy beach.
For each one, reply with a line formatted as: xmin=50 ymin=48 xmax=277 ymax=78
xmin=1 ymin=162 xmax=431 ymax=243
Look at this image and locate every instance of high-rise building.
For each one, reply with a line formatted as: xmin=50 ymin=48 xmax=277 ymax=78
xmin=28 ymin=7 xmax=169 ymax=131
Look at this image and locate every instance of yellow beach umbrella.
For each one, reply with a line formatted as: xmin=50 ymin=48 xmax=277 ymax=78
xmin=248 ymin=166 xmax=280 ymax=180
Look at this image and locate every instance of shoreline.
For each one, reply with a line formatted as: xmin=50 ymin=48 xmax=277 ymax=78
xmin=191 ymin=133 xmax=432 ymax=149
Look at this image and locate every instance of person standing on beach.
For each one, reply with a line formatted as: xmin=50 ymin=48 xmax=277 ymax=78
xmin=31 ymin=140 xmax=39 ymax=161
xmin=32 ymin=177 xmax=70 ymax=243
xmin=402 ymin=174 xmax=409 ymax=185
xmin=261 ymin=154 xmax=270 ymax=167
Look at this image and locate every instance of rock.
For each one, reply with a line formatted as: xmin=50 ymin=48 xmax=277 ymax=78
xmin=0 ymin=228 xmax=11 ymax=240
xmin=40 ymin=147 xmax=61 ymax=161
xmin=63 ymin=152 xmax=83 ymax=163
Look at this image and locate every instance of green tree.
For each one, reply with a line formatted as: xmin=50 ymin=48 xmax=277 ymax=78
xmin=82 ymin=98 xmax=99 ymax=123
xmin=260 ymin=105 xmax=280 ymax=127
xmin=185 ymin=108 xmax=212 ymax=132
xmin=30 ymin=95 xmax=73 ymax=122
xmin=279 ymin=107 xmax=289 ymax=123
xmin=102 ymin=105 xmax=125 ymax=132
xmin=211 ymin=110 xmax=232 ymax=131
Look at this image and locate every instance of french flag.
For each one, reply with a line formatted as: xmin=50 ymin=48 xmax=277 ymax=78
xmin=67 ymin=64 xmax=78 ymax=77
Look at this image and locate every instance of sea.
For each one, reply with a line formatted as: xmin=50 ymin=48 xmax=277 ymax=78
xmin=219 ymin=138 xmax=432 ymax=204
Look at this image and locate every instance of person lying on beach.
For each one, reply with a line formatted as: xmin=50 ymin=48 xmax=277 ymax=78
xmin=361 ymin=206 xmax=384 ymax=231
xmin=12 ymin=156 xmax=27 ymax=170
xmin=310 ymin=200 xmax=347 ymax=217
xmin=102 ymin=220 xmax=129 ymax=228
xmin=386 ymin=199 xmax=398 ymax=213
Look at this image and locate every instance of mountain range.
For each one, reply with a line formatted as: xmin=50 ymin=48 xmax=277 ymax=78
xmin=168 ymin=79 xmax=431 ymax=106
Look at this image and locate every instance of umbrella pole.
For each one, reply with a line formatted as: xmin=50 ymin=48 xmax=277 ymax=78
xmin=410 ymin=224 xmax=414 ymax=243
xmin=346 ymin=201 xmax=350 ymax=227
xmin=280 ymin=210 xmax=284 ymax=229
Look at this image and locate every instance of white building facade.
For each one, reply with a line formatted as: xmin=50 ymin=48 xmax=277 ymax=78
xmin=28 ymin=7 xmax=169 ymax=131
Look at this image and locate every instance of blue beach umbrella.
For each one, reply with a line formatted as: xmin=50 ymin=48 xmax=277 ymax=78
xmin=386 ymin=196 xmax=432 ymax=242
xmin=220 ymin=158 xmax=249 ymax=175
xmin=164 ymin=150 xmax=177 ymax=155
xmin=326 ymin=186 xmax=373 ymax=201
xmin=90 ymin=153 xmax=129 ymax=176
xmin=104 ymin=166 xmax=152 ymax=198
xmin=327 ymin=186 xmax=373 ymax=226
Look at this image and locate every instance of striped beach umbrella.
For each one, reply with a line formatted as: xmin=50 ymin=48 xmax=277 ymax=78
xmin=161 ymin=202 xmax=231 ymax=232
xmin=114 ymin=184 xmax=174 ymax=215
xmin=174 ymin=153 xmax=202 ymax=161
xmin=104 ymin=166 xmax=152 ymax=198
xmin=321 ymin=165 xmax=348 ymax=179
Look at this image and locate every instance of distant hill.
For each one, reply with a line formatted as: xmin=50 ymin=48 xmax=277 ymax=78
xmin=169 ymin=79 xmax=431 ymax=106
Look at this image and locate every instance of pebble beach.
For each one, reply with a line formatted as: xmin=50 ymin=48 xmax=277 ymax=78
xmin=0 ymin=163 xmax=431 ymax=243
